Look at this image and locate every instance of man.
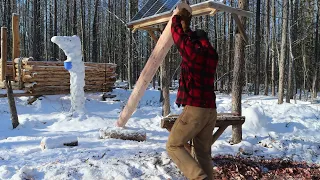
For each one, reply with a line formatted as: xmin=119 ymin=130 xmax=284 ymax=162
xmin=166 ymin=4 xmax=219 ymax=180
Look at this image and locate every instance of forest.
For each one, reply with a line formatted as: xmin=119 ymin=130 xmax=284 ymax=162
xmin=0 ymin=0 xmax=319 ymax=104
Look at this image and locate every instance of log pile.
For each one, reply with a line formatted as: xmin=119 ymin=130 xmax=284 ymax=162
xmin=13 ymin=58 xmax=117 ymax=95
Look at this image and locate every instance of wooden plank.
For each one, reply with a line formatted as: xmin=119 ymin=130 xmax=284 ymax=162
xmin=12 ymin=14 xmax=20 ymax=80
xmin=209 ymin=9 xmax=219 ymax=16
xmin=128 ymin=1 xmax=253 ymax=29
xmin=1 ymin=27 xmax=7 ymax=82
xmin=232 ymin=13 xmax=248 ymax=44
xmin=116 ymin=2 xmax=185 ymax=127
xmin=212 ymin=126 xmax=228 ymax=144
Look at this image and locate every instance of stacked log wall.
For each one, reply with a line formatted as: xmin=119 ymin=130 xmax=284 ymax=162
xmin=13 ymin=58 xmax=117 ymax=94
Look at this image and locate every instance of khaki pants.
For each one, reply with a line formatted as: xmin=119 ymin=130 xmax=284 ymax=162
xmin=166 ymin=105 xmax=217 ymax=180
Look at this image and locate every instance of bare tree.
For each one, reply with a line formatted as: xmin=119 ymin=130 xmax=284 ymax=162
xmin=271 ymin=0 xmax=276 ymax=96
xmin=264 ymin=0 xmax=270 ymax=96
xmin=231 ymin=0 xmax=248 ymax=143
xmin=278 ymin=0 xmax=289 ymax=104
xmin=254 ymin=0 xmax=261 ymax=95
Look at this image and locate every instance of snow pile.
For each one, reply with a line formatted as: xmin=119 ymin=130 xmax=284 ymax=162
xmin=242 ymin=105 xmax=269 ymax=136
xmin=51 ymin=36 xmax=85 ymax=116
xmin=40 ymin=135 xmax=78 ymax=150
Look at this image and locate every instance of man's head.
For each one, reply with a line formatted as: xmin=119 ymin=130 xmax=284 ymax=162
xmin=177 ymin=8 xmax=192 ymax=32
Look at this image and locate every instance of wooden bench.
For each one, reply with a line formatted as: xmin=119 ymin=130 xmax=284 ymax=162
xmin=161 ymin=113 xmax=245 ymax=150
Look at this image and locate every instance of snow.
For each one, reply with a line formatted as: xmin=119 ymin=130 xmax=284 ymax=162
xmin=51 ymin=36 xmax=85 ymax=116
xmin=0 ymin=88 xmax=319 ymax=179
xmin=40 ymin=135 xmax=78 ymax=150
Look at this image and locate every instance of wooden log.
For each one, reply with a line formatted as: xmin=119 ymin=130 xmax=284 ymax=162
xmin=212 ymin=126 xmax=228 ymax=144
xmin=40 ymin=136 xmax=78 ymax=150
xmin=12 ymin=14 xmax=20 ymax=80
xmin=99 ymin=127 xmax=146 ymax=142
xmin=1 ymin=27 xmax=7 ymax=82
xmin=5 ymin=76 xmax=20 ymax=129
xmin=13 ymin=57 xmax=34 ymax=64
xmin=17 ymin=76 xmax=117 ymax=83
xmin=21 ymin=71 xmax=117 ymax=77
xmin=7 ymin=65 xmax=13 ymax=76
xmin=231 ymin=124 xmax=242 ymax=144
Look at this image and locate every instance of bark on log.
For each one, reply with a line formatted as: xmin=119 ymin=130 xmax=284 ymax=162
xmin=5 ymin=77 xmax=19 ymax=129
xmin=1 ymin=27 xmax=7 ymax=82
xmin=99 ymin=127 xmax=146 ymax=142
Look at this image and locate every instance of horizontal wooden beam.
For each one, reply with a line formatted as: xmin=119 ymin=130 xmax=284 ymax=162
xmin=127 ymin=1 xmax=253 ymax=29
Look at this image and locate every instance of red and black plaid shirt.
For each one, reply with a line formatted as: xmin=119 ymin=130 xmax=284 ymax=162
xmin=171 ymin=15 xmax=218 ymax=108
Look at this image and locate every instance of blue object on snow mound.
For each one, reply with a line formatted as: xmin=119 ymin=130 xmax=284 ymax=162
xmin=64 ymin=61 xmax=72 ymax=70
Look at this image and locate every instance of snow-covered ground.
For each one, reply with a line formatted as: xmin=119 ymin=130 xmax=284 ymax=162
xmin=0 ymin=88 xmax=319 ymax=180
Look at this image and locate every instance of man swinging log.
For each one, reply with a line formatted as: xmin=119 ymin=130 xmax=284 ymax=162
xmin=166 ymin=3 xmax=219 ymax=180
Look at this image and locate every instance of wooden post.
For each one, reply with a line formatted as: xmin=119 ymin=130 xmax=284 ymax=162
xmin=12 ymin=14 xmax=20 ymax=83
xmin=1 ymin=27 xmax=7 ymax=82
xmin=231 ymin=124 xmax=242 ymax=144
xmin=5 ymin=76 xmax=19 ymax=129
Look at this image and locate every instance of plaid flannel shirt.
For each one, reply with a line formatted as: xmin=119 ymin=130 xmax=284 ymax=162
xmin=171 ymin=15 xmax=218 ymax=108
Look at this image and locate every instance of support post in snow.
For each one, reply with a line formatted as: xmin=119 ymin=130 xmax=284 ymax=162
xmin=5 ymin=76 xmax=19 ymax=129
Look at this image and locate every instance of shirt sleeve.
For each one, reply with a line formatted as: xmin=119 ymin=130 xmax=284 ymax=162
xmin=171 ymin=15 xmax=197 ymax=61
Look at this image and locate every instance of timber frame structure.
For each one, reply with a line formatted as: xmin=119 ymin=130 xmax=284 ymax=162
xmin=122 ymin=0 xmax=253 ymax=144
xmin=127 ymin=0 xmax=253 ymax=43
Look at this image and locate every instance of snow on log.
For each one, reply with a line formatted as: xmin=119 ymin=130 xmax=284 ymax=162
xmin=40 ymin=136 xmax=78 ymax=150
xmin=99 ymin=127 xmax=146 ymax=142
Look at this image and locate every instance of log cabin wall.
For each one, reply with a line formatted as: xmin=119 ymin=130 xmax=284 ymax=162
xmin=0 ymin=57 xmax=117 ymax=95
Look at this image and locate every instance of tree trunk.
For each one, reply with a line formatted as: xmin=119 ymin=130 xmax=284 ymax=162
xmin=32 ymin=0 xmax=41 ymax=60
xmin=73 ymin=0 xmax=77 ymax=35
xmin=80 ymin=0 xmax=86 ymax=62
xmin=254 ymin=0 xmax=261 ymax=95
xmin=278 ymin=0 xmax=288 ymax=104
xmin=231 ymin=0 xmax=248 ymax=144
xmin=227 ymin=0 xmax=234 ymax=93
xmin=53 ymin=0 xmax=58 ymax=60
xmin=271 ymin=0 xmax=276 ymax=96
xmin=161 ymin=52 xmax=171 ymax=116
xmin=92 ymin=0 xmax=99 ymax=63
xmin=312 ymin=2 xmax=319 ymax=99
xmin=264 ymin=0 xmax=270 ymax=96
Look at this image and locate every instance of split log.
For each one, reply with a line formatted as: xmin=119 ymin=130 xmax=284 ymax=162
xmin=1 ymin=27 xmax=7 ymax=82
xmin=20 ymin=72 xmax=117 ymax=78
xmin=40 ymin=135 xmax=78 ymax=150
xmin=24 ymin=81 xmax=115 ymax=88
xmin=12 ymin=14 xmax=20 ymax=80
xmin=99 ymin=127 xmax=146 ymax=142
xmin=17 ymin=76 xmax=117 ymax=83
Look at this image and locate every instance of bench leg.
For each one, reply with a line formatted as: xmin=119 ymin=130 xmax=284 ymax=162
xmin=211 ymin=126 xmax=228 ymax=145
xmin=231 ymin=124 xmax=242 ymax=144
